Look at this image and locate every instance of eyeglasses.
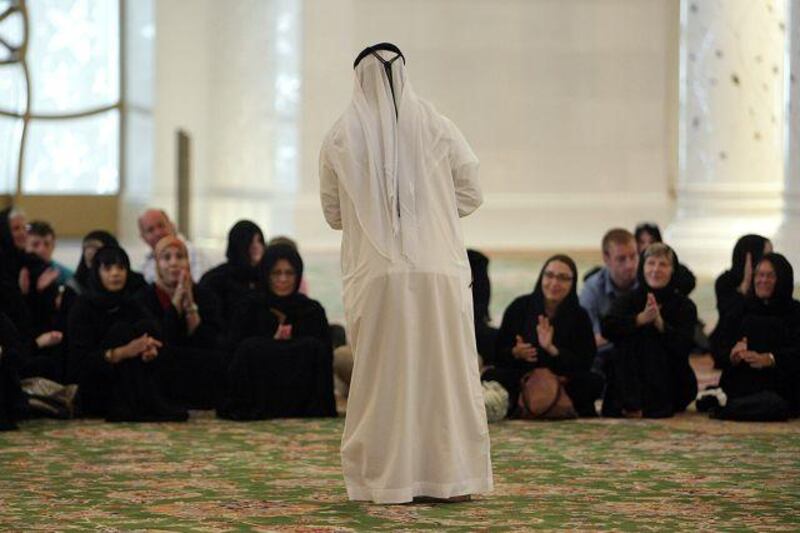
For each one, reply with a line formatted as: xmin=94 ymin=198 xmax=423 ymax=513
xmin=543 ymin=271 xmax=573 ymax=283
xmin=270 ymin=269 xmax=296 ymax=279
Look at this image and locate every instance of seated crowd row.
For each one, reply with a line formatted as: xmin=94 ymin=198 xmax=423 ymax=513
xmin=1 ymin=207 xmax=797 ymax=430
xmin=0 ymin=208 xmax=336 ymax=429
xmin=472 ymin=227 xmax=799 ymax=422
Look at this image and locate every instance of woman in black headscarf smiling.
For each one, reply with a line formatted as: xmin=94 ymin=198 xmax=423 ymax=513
xmin=218 ymin=243 xmax=336 ymax=419
xmin=634 ymin=222 xmax=696 ymax=296
xmin=200 ymin=220 xmax=267 ymax=329
xmin=709 ymin=234 xmax=773 ymax=367
xmin=601 ymin=243 xmax=698 ymax=418
xmin=67 ymin=246 xmax=187 ymax=422
xmin=486 ymin=254 xmax=602 ymax=417
xmin=713 ymin=253 xmax=799 ymax=418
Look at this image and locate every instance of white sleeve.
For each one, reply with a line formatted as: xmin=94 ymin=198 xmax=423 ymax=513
xmin=453 ymin=160 xmax=482 ymax=217
xmin=445 ymin=118 xmax=483 ymax=217
xmin=319 ymin=152 xmax=343 ymax=230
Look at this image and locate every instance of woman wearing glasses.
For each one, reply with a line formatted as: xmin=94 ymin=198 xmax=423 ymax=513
xmin=485 ymin=255 xmax=603 ymax=418
xmin=218 ymin=243 xmax=336 ymax=420
xmin=712 ymin=253 xmax=799 ymax=420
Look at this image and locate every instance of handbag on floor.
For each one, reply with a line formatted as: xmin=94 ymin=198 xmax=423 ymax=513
xmin=517 ymin=367 xmax=577 ymax=420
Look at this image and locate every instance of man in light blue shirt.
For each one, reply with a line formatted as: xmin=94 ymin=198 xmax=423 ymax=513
xmin=579 ymin=228 xmax=640 ymax=377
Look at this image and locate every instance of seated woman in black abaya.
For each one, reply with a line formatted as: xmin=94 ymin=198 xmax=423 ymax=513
xmin=199 ymin=220 xmax=266 ymax=329
xmin=219 ymin=243 xmax=336 ymax=420
xmin=67 ymin=246 xmax=187 ymax=422
xmin=601 ymin=243 xmax=698 ymax=418
xmin=0 ymin=207 xmax=67 ymax=382
xmin=485 ymin=254 xmax=603 ymax=417
xmin=709 ymin=234 xmax=773 ymax=368
xmin=135 ymin=236 xmax=226 ymax=409
xmin=713 ymin=253 xmax=800 ymax=419
xmin=0 ymin=312 xmax=29 ymax=431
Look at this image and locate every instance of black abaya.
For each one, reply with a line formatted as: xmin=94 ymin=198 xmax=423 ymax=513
xmin=601 ymin=280 xmax=698 ymax=418
xmin=135 ymin=284 xmax=227 ymax=409
xmin=709 ymin=235 xmax=771 ymax=368
xmin=66 ymin=247 xmax=187 ymax=422
xmin=486 ymin=256 xmax=602 ymax=417
xmin=0 ymin=313 xmax=29 ymax=430
xmin=713 ymin=253 xmax=800 ymax=416
xmin=218 ymin=244 xmax=336 ymax=420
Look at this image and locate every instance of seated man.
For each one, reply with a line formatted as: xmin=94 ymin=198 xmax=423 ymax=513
xmin=26 ymin=221 xmax=74 ymax=285
xmin=579 ymin=228 xmax=640 ymax=380
xmin=138 ymin=209 xmax=207 ymax=283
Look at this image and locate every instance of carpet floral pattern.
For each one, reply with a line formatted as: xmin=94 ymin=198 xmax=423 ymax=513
xmin=1 ymin=413 xmax=799 ymax=530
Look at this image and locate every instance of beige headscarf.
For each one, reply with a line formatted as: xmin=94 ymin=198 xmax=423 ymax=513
xmin=154 ymin=235 xmax=190 ymax=288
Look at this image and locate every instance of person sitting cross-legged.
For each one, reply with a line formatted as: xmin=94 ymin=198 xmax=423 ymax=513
xmin=135 ymin=236 xmax=226 ymax=410
xmin=712 ymin=253 xmax=800 ymax=420
xmin=218 ymin=243 xmax=336 ymax=420
xmin=67 ymin=245 xmax=187 ymax=422
xmin=484 ymin=254 xmax=603 ymax=418
xmin=601 ymin=243 xmax=698 ymax=418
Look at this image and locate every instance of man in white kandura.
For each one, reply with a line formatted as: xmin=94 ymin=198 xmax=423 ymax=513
xmin=319 ymin=43 xmax=493 ymax=504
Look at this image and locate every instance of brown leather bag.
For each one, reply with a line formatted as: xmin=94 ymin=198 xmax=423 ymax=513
xmin=517 ymin=367 xmax=577 ymax=420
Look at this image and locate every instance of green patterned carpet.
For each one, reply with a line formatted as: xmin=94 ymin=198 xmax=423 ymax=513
xmin=2 ymin=413 xmax=799 ymax=531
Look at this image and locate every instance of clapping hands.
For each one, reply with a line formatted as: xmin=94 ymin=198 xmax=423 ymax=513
xmin=171 ymin=270 xmax=195 ymax=313
xmin=730 ymin=337 xmax=774 ymax=369
xmin=512 ymin=335 xmax=537 ymax=362
xmin=36 ymin=267 xmax=60 ymax=292
xmin=274 ymin=324 xmax=293 ymax=341
xmin=536 ymin=315 xmax=559 ymax=355
xmin=637 ymin=293 xmax=665 ymax=332
xmin=738 ymin=253 xmax=753 ymax=295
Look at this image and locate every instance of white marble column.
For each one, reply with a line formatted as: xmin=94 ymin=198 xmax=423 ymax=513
xmin=667 ymin=0 xmax=789 ymax=276
xmin=774 ymin=0 xmax=800 ymax=272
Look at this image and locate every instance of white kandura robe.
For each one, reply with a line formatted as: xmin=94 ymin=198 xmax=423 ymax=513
xmin=319 ymin=50 xmax=493 ymax=504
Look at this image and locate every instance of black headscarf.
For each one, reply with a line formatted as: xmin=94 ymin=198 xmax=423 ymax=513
xmin=747 ymin=253 xmax=795 ymax=316
xmin=225 ymin=220 xmax=266 ymax=281
xmin=467 ymin=249 xmax=491 ymax=324
xmin=520 ymin=255 xmax=580 ymax=341
xmin=730 ymin=234 xmax=771 ymax=287
xmin=635 ymin=223 xmax=662 ymax=245
xmin=636 ymin=245 xmax=680 ymax=298
xmin=86 ymin=246 xmax=136 ymax=311
xmin=262 ymin=243 xmax=308 ymax=313
xmin=0 ymin=206 xmax=43 ymax=281
xmin=74 ymin=230 xmax=119 ymax=289
xmin=0 ymin=207 xmax=17 ymax=254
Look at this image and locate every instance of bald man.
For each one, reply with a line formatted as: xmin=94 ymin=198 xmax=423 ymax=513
xmin=138 ymin=209 xmax=207 ymax=283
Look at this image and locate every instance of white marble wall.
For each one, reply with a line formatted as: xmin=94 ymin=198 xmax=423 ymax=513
xmin=668 ymin=0 xmax=789 ymax=275
xmin=775 ymin=0 xmax=800 ymax=270
xmin=137 ymin=0 xmax=680 ymax=255
xmin=299 ymin=0 xmax=680 ymax=251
